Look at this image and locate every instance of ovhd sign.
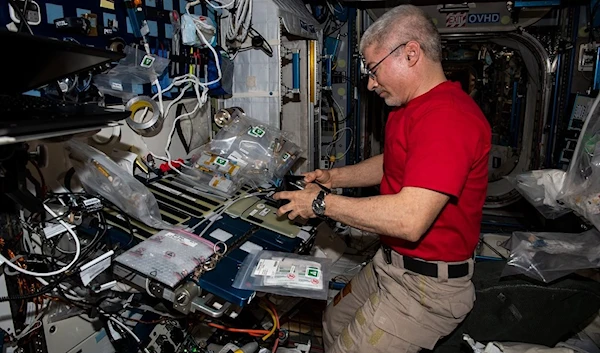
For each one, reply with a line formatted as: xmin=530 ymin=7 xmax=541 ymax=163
xmin=468 ymin=13 xmax=501 ymax=24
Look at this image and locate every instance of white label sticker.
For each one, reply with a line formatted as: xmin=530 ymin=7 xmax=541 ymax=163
xmin=164 ymin=232 xmax=197 ymax=248
xmin=249 ymin=209 xmax=258 ymax=216
xmin=253 ymin=259 xmax=279 ymax=277
xmin=110 ymin=82 xmax=123 ymax=91
xmin=240 ymin=241 xmax=263 ymax=254
xmin=259 ymin=208 xmax=270 ymax=217
xmin=80 ymin=256 xmax=112 ymax=286
xmin=83 ymin=198 xmax=101 ymax=207
xmin=210 ymin=229 xmax=232 ymax=242
xmin=282 ymin=152 xmax=291 ymax=161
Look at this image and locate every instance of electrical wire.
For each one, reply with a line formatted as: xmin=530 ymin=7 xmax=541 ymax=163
xmin=266 ymin=301 xmax=280 ymax=353
xmin=205 ymin=0 xmax=235 ymax=9
xmin=207 ymin=322 xmax=270 ymax=335
xmin=223 ymin=0 xmax=253 ymax=44
xmin=14 ymin=310 xmax=45 ymax=340
xmin=107 ymin=316 xmax=152 ymax=353
xmin=259 ymin=303 xmax=277 ymax=341
xmin=171 ymin=228 xmax=217 ymax=250
xmin=145 ymin=277 xmax=156 ymax=298
xmin=0 ymin=204 xmax=81 ymax=277
xmin=325 ymin=126 xmax=353 ymax=165
xmin=55 ymin=212 xmax=106 ymax=254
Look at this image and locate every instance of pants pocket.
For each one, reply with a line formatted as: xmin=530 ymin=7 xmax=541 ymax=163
xmin=371 ymin=302 xmax=440 ymax=350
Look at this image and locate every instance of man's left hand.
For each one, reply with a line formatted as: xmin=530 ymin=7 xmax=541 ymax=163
xmin=273 ymin=184 xmax=321 ymax=220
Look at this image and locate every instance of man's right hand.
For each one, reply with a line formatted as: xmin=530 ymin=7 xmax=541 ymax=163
xmin=303 ymin=169 xmax=334 ymax=190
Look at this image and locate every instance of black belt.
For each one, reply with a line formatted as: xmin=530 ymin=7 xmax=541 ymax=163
xmin=381 ymin=244 xmax=470 ymax=279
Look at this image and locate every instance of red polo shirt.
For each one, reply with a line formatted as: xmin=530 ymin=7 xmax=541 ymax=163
xmin=380 ymin=81 xmax=491 ymax=262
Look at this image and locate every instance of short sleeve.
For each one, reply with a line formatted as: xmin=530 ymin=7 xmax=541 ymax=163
xmin=402 ymin=108 xmax=483 ymax=198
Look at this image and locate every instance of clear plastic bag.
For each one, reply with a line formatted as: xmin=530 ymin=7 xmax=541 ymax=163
xmin=271 ymin=139 xmax=304 ymax=182
xmin=558 ymin=94 xmax=600 ymax=229
xmin=505 ymin=170 xmax=570 ymax=219
xmin=205 ymin=115 xmax=301 ymax=186
xmin=181 ymin=167 xmax=246 ymax=198
xmin=93 ymin=45 xmax=170 ymax=100
xmin=501 ymin=230 xmax=600 ymax=283
xmin=232 ymin=250 xmax=332 ymax=300
xmin=66 ymin=139 xmax=171 ymax=230
xmin=46 ymin=301 xmax=85 ymax=324
xmin=115 ymin=229 xmax=214 ymax=288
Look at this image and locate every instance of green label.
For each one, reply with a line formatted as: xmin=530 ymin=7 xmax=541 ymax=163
xmin=214 ymin=157 xmax=228 ymax=166
xmin=140 ymin=55 xmax=155 ymax=68
xmin=306 ymin=267 xmax=319 ymax=278
xmin=248 ymin=127 xmax=266 ymax=138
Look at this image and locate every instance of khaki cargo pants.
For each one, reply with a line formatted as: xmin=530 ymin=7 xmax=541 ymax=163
xmin=323 ymin=248 xmax=475 ymax=353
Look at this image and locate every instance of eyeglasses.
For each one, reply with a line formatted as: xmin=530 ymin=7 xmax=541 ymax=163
xmin=361 ymin=42 xmax=409 ymax=80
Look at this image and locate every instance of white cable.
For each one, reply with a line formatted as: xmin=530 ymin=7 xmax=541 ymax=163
xmin=331 ymin=98 xmax=346 ymax=125
xmin=186 ymin=6 xmax=223 ymax=85
xmin=194 ymin=191 xmax=269 ymax=237
xmin=3 ymin=255 xmax=24 ymax=276
xmin=107 ymin=316 xmax=151 ymax=353
xmin=153 ymin=79 xmax=164 ymax=115
xmin=14 ymin=310 xmax=45 ymax=340
xmin=36 ymin=277 xmax=83 ymax=300
xmin=145 ymin=278 xmax=156 ymax=298
xmin=225 ymin=0 xmax=252 ymax=44
xmin=205 ymin=0 xmax=235 ymax=9
xmin=0 ymin=205 xmax=81 ymax=277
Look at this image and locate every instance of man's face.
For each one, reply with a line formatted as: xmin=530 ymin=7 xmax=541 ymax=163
xmin=362 ymin=44 xmax=407 ymax=107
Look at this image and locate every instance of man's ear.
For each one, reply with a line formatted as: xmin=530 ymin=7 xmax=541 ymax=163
xmin=405 ymin=41 xmax=420 ymax=67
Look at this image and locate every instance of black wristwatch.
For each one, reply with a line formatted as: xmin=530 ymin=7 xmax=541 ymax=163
xmin=312 ymin=190 xmax=328 ymax=217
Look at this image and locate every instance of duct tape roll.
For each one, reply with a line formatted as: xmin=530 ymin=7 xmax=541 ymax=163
xmin=125 ymin=96 xmax=164 ymax=137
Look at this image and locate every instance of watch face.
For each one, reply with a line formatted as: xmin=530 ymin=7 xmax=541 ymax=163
xmin=312 ymin=192 xmax=326 ymax=216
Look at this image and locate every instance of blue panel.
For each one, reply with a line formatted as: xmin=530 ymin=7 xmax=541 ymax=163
xmin=133 ymin=84 xmax=144 ymax=94
xmin=179 ymin=0 xmax=188 ymax=13
xmin=45 ymin=3 xmax=64 ymax=24
xmin=198 ymin=257 xmax=254 ymax=307
xmin=250 ymin=229 xmax=303 ymax=253
xmin=514 ymin=0 xmax=560 ymax=6
xmin=126 ymin=16 xmax=133 ymax=34
xmin=145 ymin=0 xmax=157 ymax=7
xmin=103 ymin=12 xmax=116 ymax=27
xmin=76 ymin=8 xmax=91 ymax=17
xmin=163 ymin=0 xmax=174 ymax=11
xmin=165 ymin=23 xmax=173 ymax=39
xmin=147 ymin=20 xmax=158 ymax=37
xmin=228 ymin=248 xmax=250 ymax=264
xmin=95 ymin=329 xmax=107 ymax=343
xmin=23 ymin=90 xmax=41 ymax=97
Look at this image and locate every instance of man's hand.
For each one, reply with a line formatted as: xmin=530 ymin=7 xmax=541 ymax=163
xmin=303 ymin=169 xmax=334 ymax=190
xmin=273 ymin=184 xmax=321 ymax=220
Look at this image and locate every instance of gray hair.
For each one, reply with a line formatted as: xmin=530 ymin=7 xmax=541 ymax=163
xmin=360 ymin=5 xmax=442 ymax=62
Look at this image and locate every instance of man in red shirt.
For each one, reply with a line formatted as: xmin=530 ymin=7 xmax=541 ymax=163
xmin=274 ymin=4 xmax=491 ymax=353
